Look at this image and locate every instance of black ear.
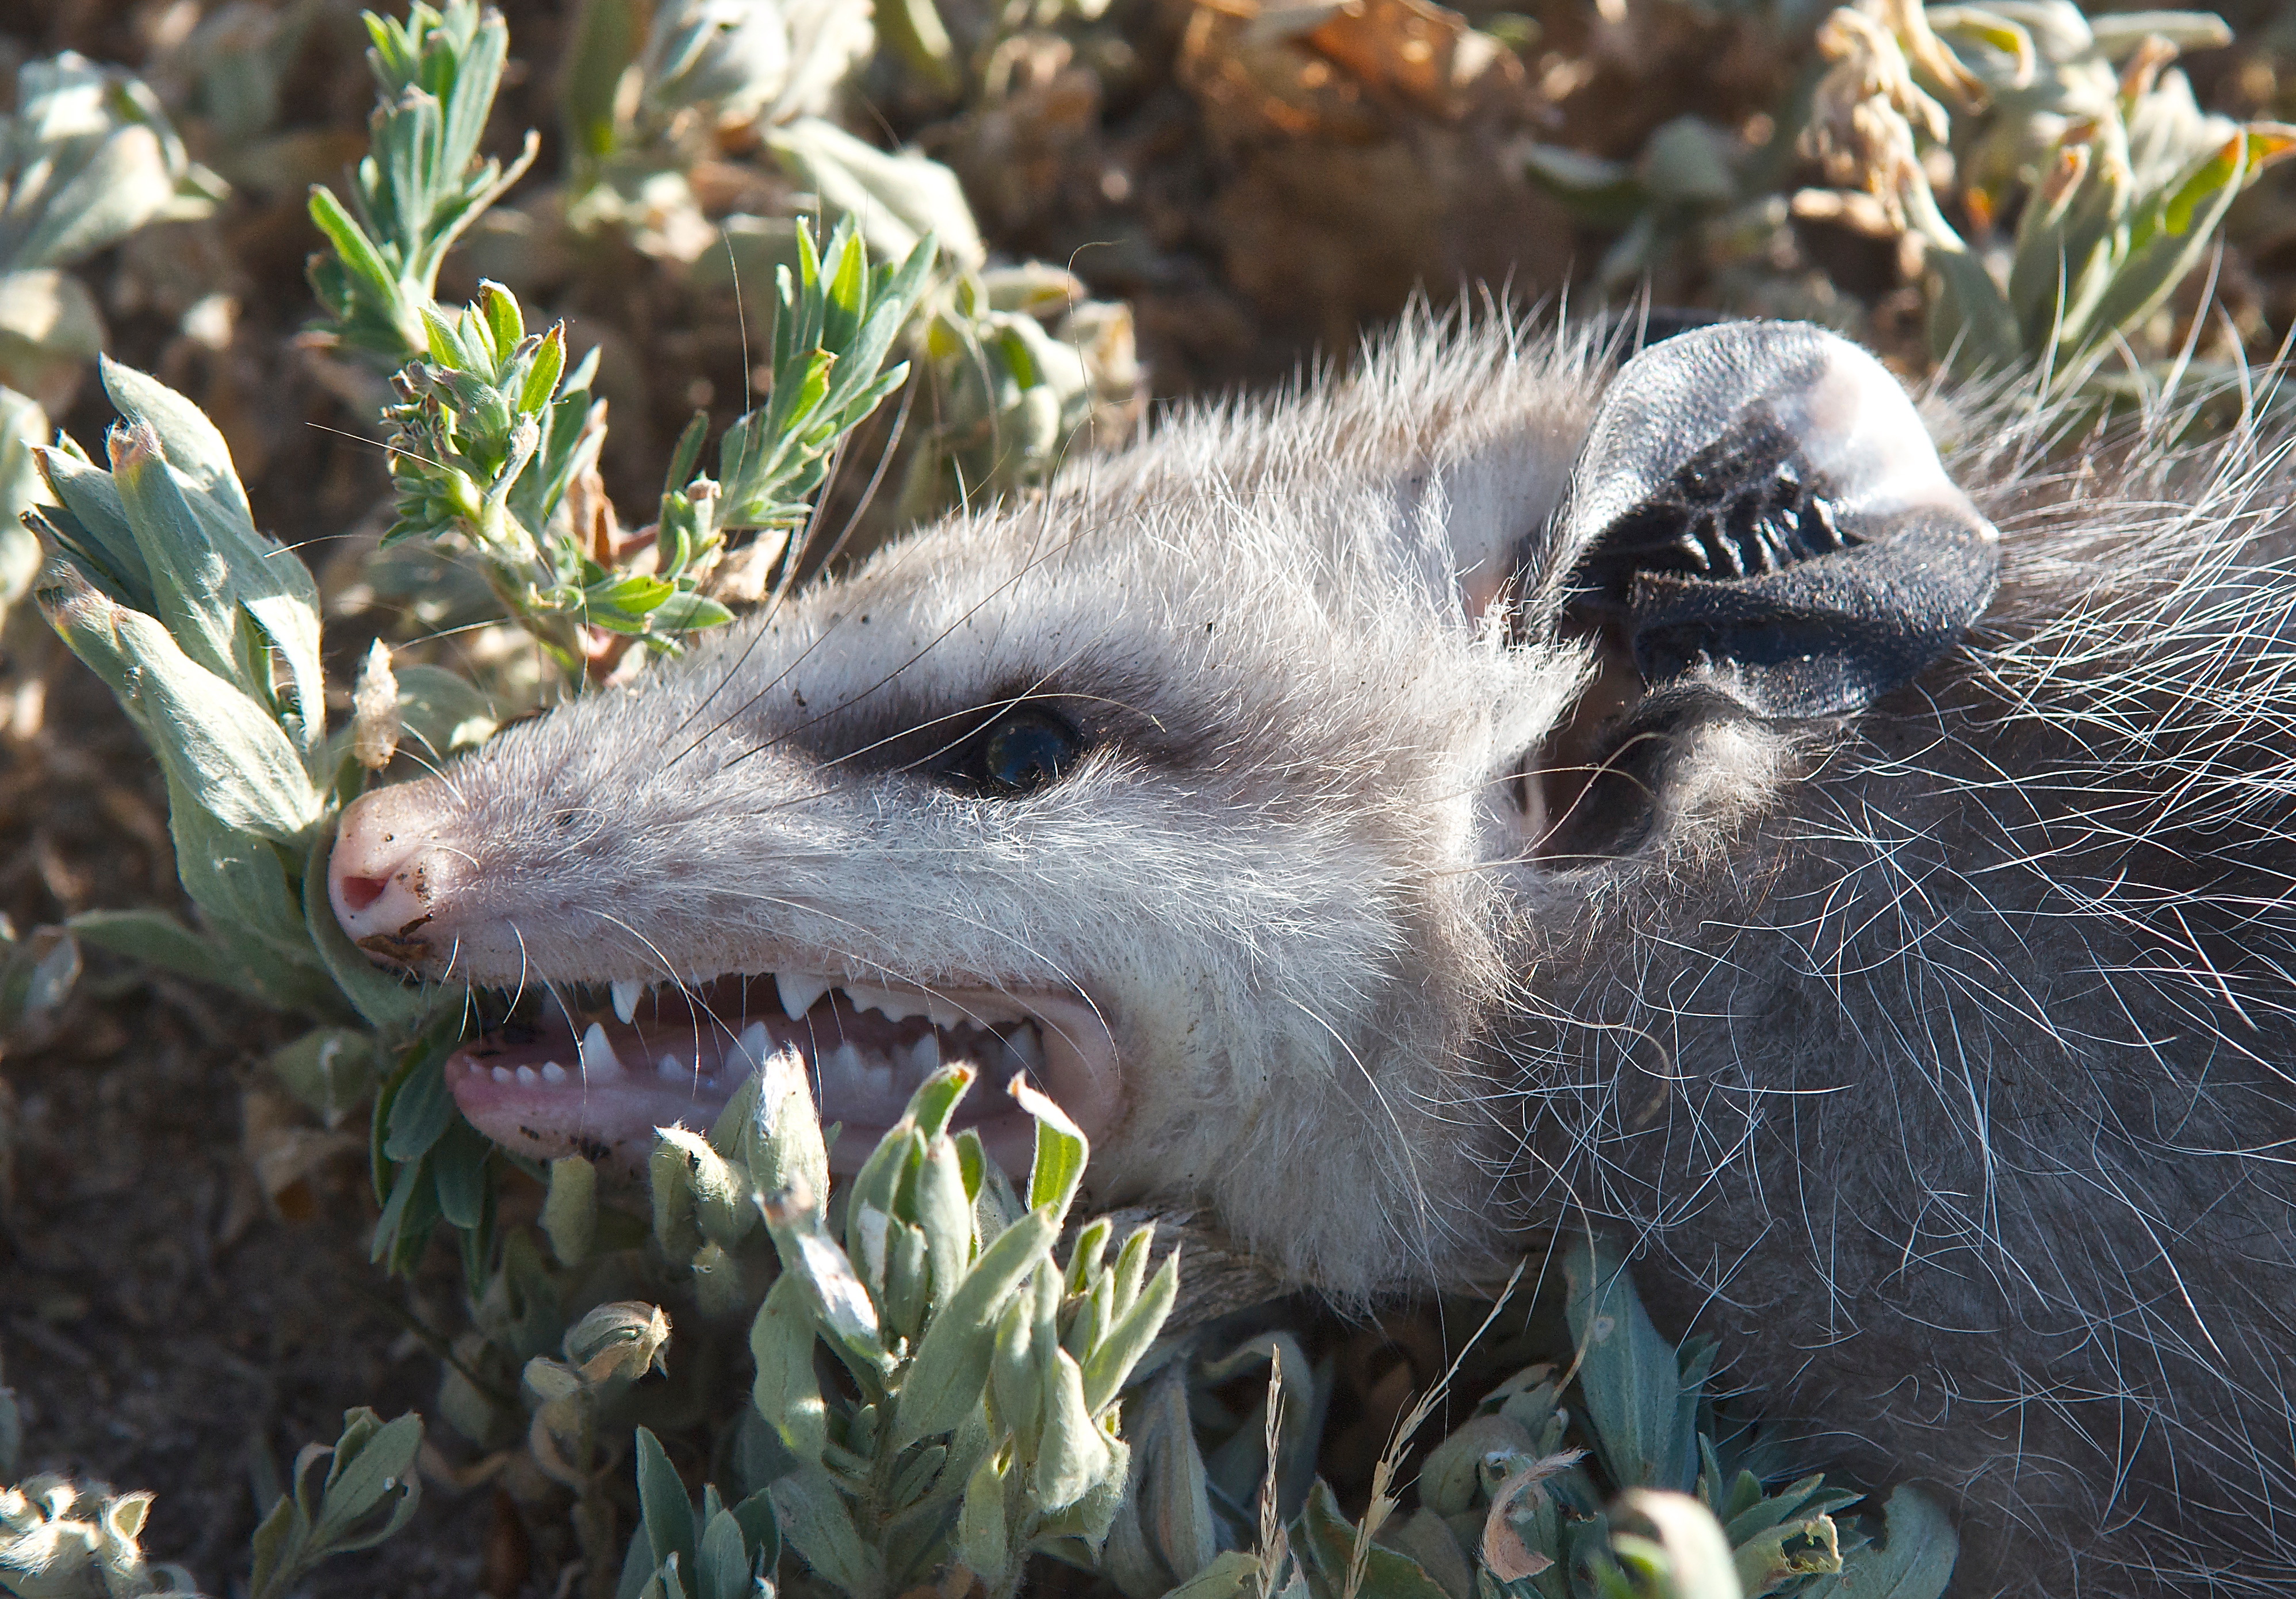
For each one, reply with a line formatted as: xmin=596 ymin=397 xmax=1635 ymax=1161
xmin=1554 ymin=320 xmax=1997 ymax=718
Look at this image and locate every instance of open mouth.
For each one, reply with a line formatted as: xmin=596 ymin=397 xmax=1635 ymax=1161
xmin=447 ymin=969 xmax=1119 ymax=1174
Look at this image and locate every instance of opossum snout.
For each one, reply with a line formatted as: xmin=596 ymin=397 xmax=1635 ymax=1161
xmin=330 ymin=782 xmax=459 ymax=966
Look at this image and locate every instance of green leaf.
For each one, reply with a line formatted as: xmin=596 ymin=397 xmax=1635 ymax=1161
xmin=541 ymin=1155 xmax=599 ymax=1266
xmin=1160 ymin=1551 xmax=1261 ymax=1599
xmin=1079 ymin=1248 xmax=1177 ymax=1413
xmin=430 ymin=1116 xmax=494 ymax=1228
xmin=384 ymin=1045 xmax=456 ymax=1162
xmin=637 ymin=1425 xmax=700 ymax=1578
xmin=891 ymin=1206 xmax=1058 ymax=1448
xmin=66 ymin=906 xmax=270 ymax=999
xmin=955 ymin=1448 xmax=1010 ymax=1590
xmin=768 ymin=1466 xmax=887 ymax=1599
xmin=1798 ymin=1488 xmax=1957 ymax=1599
xmin=310 ymin=1410 xmax=424 ymax=1549
xmin=1030 ymin=1348 xmax=1111 ymax=1512
xmin=35 ymin=448 xmax=152 ymax=612
xmin=163 ymin=777 xmax=335 ymax=1009
xmin=479 ymin=281 xmax=524 ymax=362
xmin=1298 ymin=1479 xmax=1452 ymax=1599
xmin=697 ymin=1506 xmax=756 ymax=1599
xmin=1565 ymin=1237 xmax=1698 ymax=1493
xmin=519 ymin=324 xmax=568 ymax=413
xmin=264 ymin=1026 xmax=382 ymax=1126
xmin=42 ymin=567 xmax=320 ymax=841
xmin=100 ymin=357 xmax=255 ymax=528
xmin=649 ymin=590 xmax=736 ymax=634
xmin=305 ymin=184 xmax=402 ymax=308
xmin=752 ymin=1271 xmax=829 ymax=1465
xmin=914 ymin=1136 xmax=974 ymax=1322
xmin=1015 ymin=1075 xmax=1087 ymax=1221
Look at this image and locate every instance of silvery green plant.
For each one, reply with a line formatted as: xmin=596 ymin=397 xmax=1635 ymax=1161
xmin=618 ymin=1425 xmax=782 ymax=1599
xmin=246 ymin=1410 xmax=424 ymax=1599
xmin=1111 ymin=1238 xmax=1953 ymax=1599
xmin=1804 ymin=0 xmax=2296 ymax=382
xmin=632 ymin=1048 xmax=1178 ymax=1598
xmin=1517 ymin=118 xmax=1745 ymax=294
xmin=28 ymin=358 xmax=428 ymax=1034
xmin=378 ymin=219 xmax=932 ymax=679
xmin=560 ymin=0 xmax=986 ymax=277
xmin=305 ymin=0 xmax=538 ymax=363
xmin=896 ymin=264 xmax=1142 ymax=520
xmin=0 ymin=53 xmax=224 ymax=606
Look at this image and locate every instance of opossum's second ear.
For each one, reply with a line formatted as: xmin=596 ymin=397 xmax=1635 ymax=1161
xmin=1546 ymin=320 xmax=1998 ymax=718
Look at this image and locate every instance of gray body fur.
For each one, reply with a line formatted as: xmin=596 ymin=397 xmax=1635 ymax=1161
xmin=331 ymin=315 xmax=2296 ymax=1595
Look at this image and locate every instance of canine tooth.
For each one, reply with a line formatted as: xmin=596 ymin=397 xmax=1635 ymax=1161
xmin=492 ymin=1065 xmax=512 ymax=1083
xmin=516 ymin=1064 xmax=540 ymax=1085
xmin=611 ymin=978 xmax=644 ymax=1024
xmin=541 ymin=1061 xmax=568 ymax=1084
xmin=778 ymin=972 xmax=829 ymax=1018
xmin=908 ymin=1033 xmax=942 ymax=1075
xmin=736 ymin=1021 xmax=772 ymax=1069
xmin=658 ymin=1054 xmax=687 ymax=1082
xmin=1004 ymin=1025 xmax=1045 ymax=1073
xmin=580 ymin=1023 xmax=625 ymax=1076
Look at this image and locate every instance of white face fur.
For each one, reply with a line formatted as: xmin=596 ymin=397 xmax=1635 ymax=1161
xmin=328 ymin=315 xmax=1994 ymax=1295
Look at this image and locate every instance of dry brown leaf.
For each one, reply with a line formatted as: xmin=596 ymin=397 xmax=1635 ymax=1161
xmin=1479 ymin=1449 xmax=1586 ymax=1582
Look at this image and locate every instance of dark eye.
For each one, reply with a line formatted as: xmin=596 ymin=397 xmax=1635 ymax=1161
xmin=972 ymin=707 xmax=1084 ymax=795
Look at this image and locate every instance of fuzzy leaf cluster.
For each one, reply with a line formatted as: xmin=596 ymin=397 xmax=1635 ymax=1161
xmin=638 ymin=1053 xmax=1177 ymax=1599
xmin=306 ymin=0 xmax=538 ymax=361
xmin=26 ymin=359 xmax=432 ymax=1029
xmin=897 ymin=264 xmax=1141 ymax=520
xmin=617 ymin=1426 xmax=782 ymax=1599
xmin=1116 ymin=1237 xmax=1955 ymax=1599
xmin=711 ymin=216 xmax=935 ymax=535
xmin=246 ymin=1409 xmax=424 ymax=1599
xmin=0 ymin=52 xmax=220 ymax=603
xmin=1809 ymin=0 xmax=2294 ymax=381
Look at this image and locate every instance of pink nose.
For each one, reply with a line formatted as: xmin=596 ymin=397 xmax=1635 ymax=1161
xmin=330 ymin=784 xmax=454 ymax=963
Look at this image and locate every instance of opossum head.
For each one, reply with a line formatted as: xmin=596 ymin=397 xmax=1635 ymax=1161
xmin=328 ymin=317 xmax=1995 ymax=1294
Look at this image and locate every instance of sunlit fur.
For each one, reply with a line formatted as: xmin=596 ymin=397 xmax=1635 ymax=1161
xmin=379 ymin=309 xmax=2296 ymax=1594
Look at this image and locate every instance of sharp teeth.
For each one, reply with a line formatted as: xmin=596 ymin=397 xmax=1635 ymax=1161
xmin=1004 ymin=1025 xmax=1045 ymax=1074
xmin=845 ymin=984 xmax=921 ymax=1022
xmin=863 ymin=1059 xmax=897 ymax=1099
xmin=516 ymin=1064 xmax=540 ymax=1085
xmin=580 ymin=1023 xmax=625 ymax=1077
xmin=611 ymin=979 xmax=644 ymax=1025
xmin=658 ymin=1054 xmax=687 ymax=1082
xmin=736 ymin=1021 xmax=772 ymax=1070
xmin=778 ymin=972 xmax=829 ymax=1018
xmin=824 ymin=1040 xmax=865 ymax=1086
xmin=908 ymin=1033 xmax=942 ymax=1075
xmin=925 ymin=1001 xmax=962 ymax=1029
xmin=492 ymin=1065 xmax=512 ymax=1083
xmin=541 ymin=1061 xmax=568 ymax=1084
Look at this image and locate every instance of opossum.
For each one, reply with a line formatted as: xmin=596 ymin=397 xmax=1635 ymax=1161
xmin=328 ymin=312 xmax=2296 ymax=1596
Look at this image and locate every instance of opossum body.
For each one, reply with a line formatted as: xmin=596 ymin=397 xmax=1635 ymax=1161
xmin=330 ymin=315 xmax=2296 ymax=1595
